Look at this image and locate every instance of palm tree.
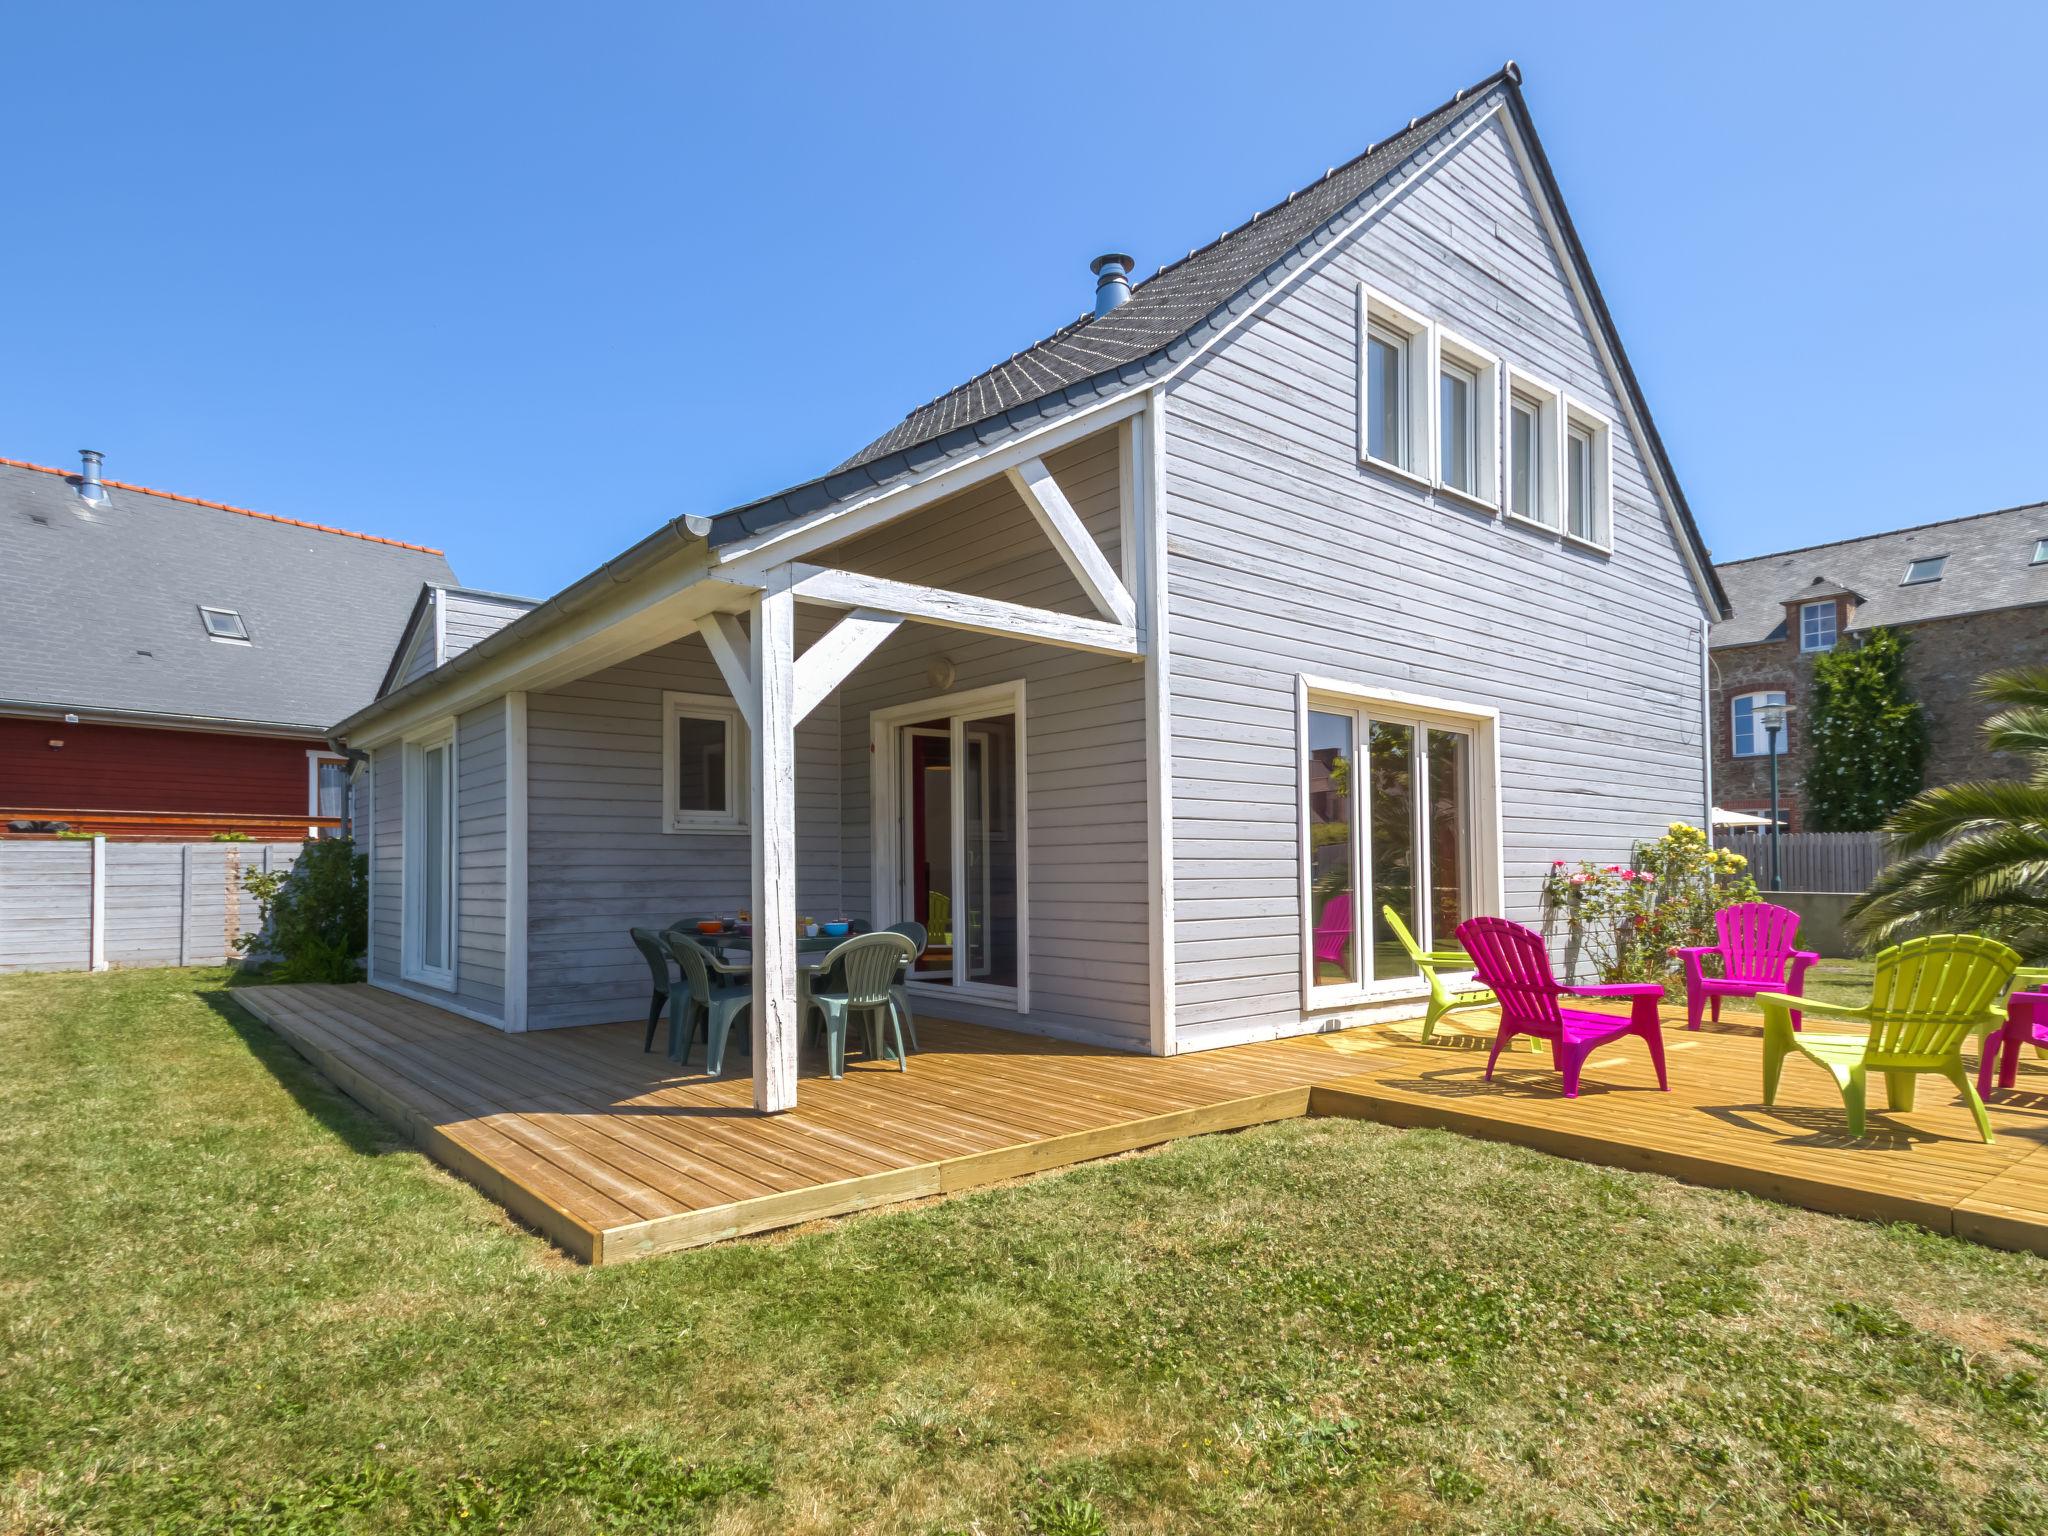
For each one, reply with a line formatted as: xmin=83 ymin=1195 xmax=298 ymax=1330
xmin=1848 ymin=665 xmax=2048 ymax=958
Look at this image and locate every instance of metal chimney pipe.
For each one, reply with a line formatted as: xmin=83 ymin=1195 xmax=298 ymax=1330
xmin=1090 ymin=253 xmax=1134 ymax=317
xmin=77 ymin=449 xmax=108 ymax=510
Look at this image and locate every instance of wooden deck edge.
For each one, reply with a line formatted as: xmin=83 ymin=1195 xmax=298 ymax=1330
xmin=1951 ymin=1197 xmax=2048 ymax=1258
xmin=595 ymin=1086 xmax=1318 ymax=1264
xmin=934 ymin=1085 xmax=1315 ymax=1194
xmin=1304 ymin=1082 xmax=1965 ymax=1239
xmin=236 ymin=989 xmax=603 ymax=1264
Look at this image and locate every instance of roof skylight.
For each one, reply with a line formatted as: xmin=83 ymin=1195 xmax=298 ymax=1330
xmin=2033 ymin=538 xmax=2048 ymax=566
xmin=199 ymin=606 xmax=251 ymax=642
xmin=1901 ymin=556 xmax=1947 ymax=586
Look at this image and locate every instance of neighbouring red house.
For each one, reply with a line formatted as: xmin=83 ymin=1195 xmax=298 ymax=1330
xmin=0 ymin=450 xmax=456 ymax=840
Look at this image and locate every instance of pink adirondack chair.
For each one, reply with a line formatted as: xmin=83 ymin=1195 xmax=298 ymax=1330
xmin=1455 ymin=916 xmax=1670 ymax=1098
xmin=1978 ymin=987 xmax=2048 ymax=1099
xmin=1313 ymin=891 xmax=1353 ymax=970
xmin=1668 ymin=901 xmax=1819 ymax=1031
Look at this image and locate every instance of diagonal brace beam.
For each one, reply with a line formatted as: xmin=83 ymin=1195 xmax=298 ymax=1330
xmin=695 ymin=612 xmax=756 ymax=730
xmin=793 ymin=609 xmax=901 ymax=725
xmin=1006 ymin=456 xmax=1137 ymax=627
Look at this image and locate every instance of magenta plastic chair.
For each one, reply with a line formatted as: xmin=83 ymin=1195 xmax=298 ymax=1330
xmin=1979 ymin=986 xmax=2048 ymax=1099
xmin=1456 ymin=916 xmax=1670 ymax=1098
xmin=1669 ymin=902 xmax=1819 ymax=1031
xmin=1313 ymin=891 xmax=1353 ymax=971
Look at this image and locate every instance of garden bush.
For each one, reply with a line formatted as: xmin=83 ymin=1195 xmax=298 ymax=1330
xmin=1543 ymin=822 xmax=1759 ymax=983
xmin=239 ymin=836 xmax=368 ymax=982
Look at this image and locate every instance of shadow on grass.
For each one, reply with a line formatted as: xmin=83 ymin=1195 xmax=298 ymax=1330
xmin=198 ymin=983 xmax=402 ymax=1159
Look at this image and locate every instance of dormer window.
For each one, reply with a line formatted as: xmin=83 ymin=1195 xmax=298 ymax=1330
xmin=1799 ymin=600 xmax=1837 ymax=653
xmin=1902 ymin=556 xmax=1947 ymax=585
xmin=198 ymin=606 xmax=251 ymax=643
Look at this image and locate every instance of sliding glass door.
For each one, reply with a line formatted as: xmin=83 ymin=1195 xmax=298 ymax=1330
xmin=1306 ymin=701 xmax=1477 ymax=994
xmin=895 ymin=698 xmax=1020 ymax=1000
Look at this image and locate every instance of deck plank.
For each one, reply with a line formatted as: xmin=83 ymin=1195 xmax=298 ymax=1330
xmin=234 ymin=985 xmax=2048 ymax=1264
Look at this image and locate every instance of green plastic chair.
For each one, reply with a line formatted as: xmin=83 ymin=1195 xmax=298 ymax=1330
xmin=806 ymin=932 xmax=918 ymax=1078
xmin=927 ymin=891 xmax=952 ymax=947
xmin=1380 ymin=905 xmax=1498 ymax=1042
xmin=883 ymin=920 xmax=928 ymax=1053
xmin=628 ymin=928 xmax=677 ymax=1053
xmin=662 ymin=932 xmax=753 ymax=1077
xmin=1756 ymin=934 xmax=2019 ymax=1144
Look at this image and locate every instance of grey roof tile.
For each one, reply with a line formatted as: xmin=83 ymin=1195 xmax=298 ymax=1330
xmin=0 ymin=458 xmax=456 ymax=731
xmin=1711 ymin=501 xmax=2048 ymax=647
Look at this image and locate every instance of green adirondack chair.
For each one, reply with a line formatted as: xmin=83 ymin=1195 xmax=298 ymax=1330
xmin=1381 ymin=904 xmax=1497 ymax=1042
xmin=1755 ymin=933 xmax=2019 ymax=1143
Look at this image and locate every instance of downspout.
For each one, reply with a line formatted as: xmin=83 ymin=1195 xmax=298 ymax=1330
xmin=1700 ymin=617 xmax=1714 ymax=832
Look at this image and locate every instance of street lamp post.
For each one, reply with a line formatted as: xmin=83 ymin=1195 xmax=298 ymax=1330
xmin=1759 ymin=701 xmax=1794 ymax=891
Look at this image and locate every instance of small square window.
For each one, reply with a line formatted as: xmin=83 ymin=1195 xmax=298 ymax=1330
xmin=198 ymin=606 xmax=250 ymax=642
xmin=1799 ymin=600 xmax=1837 ymax=653
xmin=662 ymin=691 xmax=748 ymax=833
xmin=1902 ymin=556 xmax=1947 ymax=585
xmin=2032 ymin=538 xmax=2048 ymax=566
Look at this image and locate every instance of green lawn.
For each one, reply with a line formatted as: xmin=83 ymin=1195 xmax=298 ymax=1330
xmin=3 ymin=968 xmax=2044 ymax=1535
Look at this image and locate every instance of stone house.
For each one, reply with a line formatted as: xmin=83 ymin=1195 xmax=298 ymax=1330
xmin=1710 ymin=502 xmax=2048 ymax=829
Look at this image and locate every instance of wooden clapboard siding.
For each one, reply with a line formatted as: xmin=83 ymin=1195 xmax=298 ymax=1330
xmin=237 ymin=984 xmax=2048 ymax=1265
xmin=522 ymin=628 xmax=842 ymax=1030
xmin=442 ymin=590 xmax=531 ymax=659
xmin=0 ymin=716 xmax=326 ymax=819
xmin=369 ymin=743 xmax=403 ymax=985
xmin=1160 ymin=111 xmax=1712 ymax=1048
xmin=454 ymin=701 xmax=507 ymax=1019
xmin=820 ymin=428 xmax=1152 ymax=1050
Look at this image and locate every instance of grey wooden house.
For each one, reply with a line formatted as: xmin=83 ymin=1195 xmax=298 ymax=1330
xmin=334 ymin=63 xmax=1728 ymax=1113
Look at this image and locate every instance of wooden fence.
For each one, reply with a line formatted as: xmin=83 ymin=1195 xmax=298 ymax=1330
xmin=1714 ymin=829 xmax=1891 ymax=895
xmin=0 ymin=839 xmax=302 ymax=974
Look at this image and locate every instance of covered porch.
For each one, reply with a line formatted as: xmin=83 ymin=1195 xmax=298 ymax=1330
xmin=236 ymin=983 xmax=2048 ymax=1265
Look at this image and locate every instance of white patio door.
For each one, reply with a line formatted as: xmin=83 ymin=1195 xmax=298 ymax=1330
xmin=875 ymin=682 xmax=1026 ymax=1008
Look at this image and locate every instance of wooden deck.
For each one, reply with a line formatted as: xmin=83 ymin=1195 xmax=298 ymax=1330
xmin=235 ymin=984 xmax=2048 ymax=1264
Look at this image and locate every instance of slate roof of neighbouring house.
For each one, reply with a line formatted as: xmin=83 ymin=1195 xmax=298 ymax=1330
xmin=0 ymin=455 xmax=456 ymax=732
xmin=1711 ymin=500 xmax=2048 ymax=647
xmin=693 ymin=63 xmax=1724 ymax=613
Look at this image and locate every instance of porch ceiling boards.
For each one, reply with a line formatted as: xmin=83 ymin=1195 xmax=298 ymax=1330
xmin=235 ymin=985 xmax=2048 ymax=1265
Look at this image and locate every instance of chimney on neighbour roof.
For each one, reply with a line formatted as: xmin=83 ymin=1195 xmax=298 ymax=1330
xmin=76 ymin=449 xmax=108 ymax=510
xmin=1090 ymin=253 xmax=1134 ymax=317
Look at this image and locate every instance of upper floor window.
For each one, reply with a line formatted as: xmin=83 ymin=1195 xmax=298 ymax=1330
xmin=1562 ymin=401 xmax=1612 ymax=548
xmin=1799 ymin=600 xmax=1837 ymax=653
xmin=1902 ymin=555 xmax=1947 ymax=585
xmin=2032 ymin=538 xmax=2048 ymax=566
xmin=1358 ymin=286 xmax=1431 ymax=478
xmin=1435 ymin=328 xmax=1500 ymax=508
xmin=1731 ymin=691 xmax=1790 ymax=758
xmin=1505 ymin=368 xmax=1561 ymax=529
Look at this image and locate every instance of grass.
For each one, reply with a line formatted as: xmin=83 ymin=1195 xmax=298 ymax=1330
xmin=2 ymin=966 xmax=2044 ymax=1535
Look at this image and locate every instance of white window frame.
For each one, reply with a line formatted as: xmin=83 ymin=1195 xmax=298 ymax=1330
xmin=401 ymin=718 xmax=458 ymax=992
xmin=1561 ymin=397 xmax=1614 ymax=551
xmin=1294 ymin=676 xmax=1503 ymax=1012
xmin=1798 ymin=600 xmax=1838 ymax=654
xmin=661 ymin=690 xmax=749 ymax=834
xmin=1433 ymin=327 xmax=1501 ymax=512
xmin=1901 ymin=555 xmax=1947 ymax=585
xmin=306 ymin=749 xmax=350 ymax=830
xmin=1503 ymin=366 xmax=1563 ymax=532
xmin=198 ymin=605 xmax=252 ymax=644
xmin=1357 ymin=284 xmax=1433 ymax=484
xmin=868 ymin=679 xmax=1030 ymax=1014
xmin=1730 ymin=691 xmax=1789 ymax=759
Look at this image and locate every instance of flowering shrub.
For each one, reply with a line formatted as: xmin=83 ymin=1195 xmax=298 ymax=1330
xmin=1542 ymin=822 xmax=1759 ymax=983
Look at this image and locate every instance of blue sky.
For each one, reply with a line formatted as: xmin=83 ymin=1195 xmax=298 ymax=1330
xmin=4 ymin=3 xmax=2041 ymax=595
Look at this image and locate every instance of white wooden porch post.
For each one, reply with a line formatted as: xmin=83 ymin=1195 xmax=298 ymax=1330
xmin=748 ymin=570 xmax=801 ymax=1112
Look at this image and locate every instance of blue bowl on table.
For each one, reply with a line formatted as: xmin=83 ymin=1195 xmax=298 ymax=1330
xmin=821 ymin=921 xmax=851 ymax=937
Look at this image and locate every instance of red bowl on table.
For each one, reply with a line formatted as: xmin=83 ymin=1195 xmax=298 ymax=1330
xmin=696 ymin=920 xmax=723 ymax=936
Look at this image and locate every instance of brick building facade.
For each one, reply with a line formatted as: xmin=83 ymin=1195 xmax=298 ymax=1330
xmin=1711 ymin=503 xmax=2048 ymax=830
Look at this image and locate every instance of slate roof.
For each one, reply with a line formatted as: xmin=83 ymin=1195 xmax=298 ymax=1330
xmin=0 ymin=456 xmax=457 ymax=732
xmin=696 ymin=63 xmax=1723 ymax=615
xmin=1711 ymin=500 xmax=2048 ymax=647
